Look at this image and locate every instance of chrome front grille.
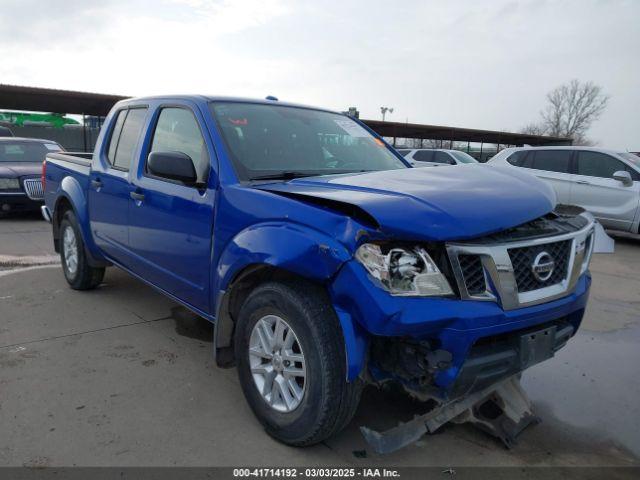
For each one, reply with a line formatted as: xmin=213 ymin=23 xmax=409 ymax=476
xmin=447 ymin=214 xmax=595 ymax=310
xmin=23 ymin=178 xmax=44 ymax=200
xmin=508 ymin=240 xmax=571 ymax=293
xmin=458 ymin=254 xmax=486 ymax=296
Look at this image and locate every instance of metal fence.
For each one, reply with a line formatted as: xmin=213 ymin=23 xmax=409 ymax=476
xmin=1 ymin=123 xmax=101 ymax=152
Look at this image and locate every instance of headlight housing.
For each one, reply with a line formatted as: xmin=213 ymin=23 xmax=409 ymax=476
xmin=0 ymin=178 xmax=20 ymax=190
xmin=355 ymin=243 xmax=454 ymax=296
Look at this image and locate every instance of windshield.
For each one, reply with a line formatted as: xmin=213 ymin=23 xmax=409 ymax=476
xmin=450 ymin=150 xmax=478 ymax=164
xmin=210 ymin=102 xmax=407 ymax=180
xmin=620 ymin=152 xmax=640 ymax=168
xmin=0 ymin=141 xmax=62 ymax=162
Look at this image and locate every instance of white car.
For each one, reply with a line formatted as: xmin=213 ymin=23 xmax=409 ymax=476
xmin=397 ymin=148 xmax=478 ymax=167
xmin=489 ymin=146 xmax=640 ymax=233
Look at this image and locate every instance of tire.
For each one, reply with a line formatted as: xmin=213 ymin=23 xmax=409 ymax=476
xmin=234 ymin=281 xmax=362 ymax=446
xmin=59 ymin=210 xmax=105 ymax=290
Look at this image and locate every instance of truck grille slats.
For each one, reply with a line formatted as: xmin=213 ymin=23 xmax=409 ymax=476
xmin=508 ymin=240 xmax=571 ymax=293
xmin=22 ymin=178 xmax=44 ymax=200
xmin=447 ymin=214 xmax=594 ymax=310
xmin=458 ymin=254 xmax=486 ymax=295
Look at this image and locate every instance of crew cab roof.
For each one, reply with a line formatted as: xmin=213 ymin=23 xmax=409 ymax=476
xmin=115 ymin=95 xmax=340 ymax=115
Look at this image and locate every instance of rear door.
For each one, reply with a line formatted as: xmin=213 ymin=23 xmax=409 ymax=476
xmin=89 ymin=107 xmax=148 ymax=263
xmin=570 ymin=151 xmax=640 ymax=231
xmin=522 ymin=150 xmax=574 ymax=203
xmin=128 ymin=103 xmax=215 ymax=312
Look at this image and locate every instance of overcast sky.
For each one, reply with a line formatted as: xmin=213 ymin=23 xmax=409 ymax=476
xmin=1 ymin=0 xmax=638 ymax=149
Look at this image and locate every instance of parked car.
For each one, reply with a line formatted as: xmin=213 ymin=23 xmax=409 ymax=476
xmin=42 ymin=96 xmax=595 ymax=449
xmin=489 ymin=146 xmax=640 ymax=233
xmin=0 ymin=137 xmax=63 ymax=215
xmin=396 ymin=148 xmax=478 ymax=167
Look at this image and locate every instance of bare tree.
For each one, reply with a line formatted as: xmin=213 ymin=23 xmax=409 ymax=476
xmin=519 ymin=122 xmax=548 ymax=136
xmin=521 ymin=80 xmax=609 ymax=145
xmin=542 ymin=80 xmax=609 ymax=144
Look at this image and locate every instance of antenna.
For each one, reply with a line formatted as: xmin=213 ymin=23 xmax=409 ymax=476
xmin=380 ymin=107 xmax=394 ymax=121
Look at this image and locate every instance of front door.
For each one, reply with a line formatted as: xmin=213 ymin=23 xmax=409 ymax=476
xmin=89 ymin=107 xmax=148 ymax=263
xmin=570 ymin=151 xmax=640 ymax=232
xmin=127 ymin=105 xmax=215 ymax=313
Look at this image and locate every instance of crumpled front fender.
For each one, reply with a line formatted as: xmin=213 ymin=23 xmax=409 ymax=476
xmin=213 ymin=221 xmax=370 ymax=380
xmin=216 ymin=221 xmax=352 ymax=293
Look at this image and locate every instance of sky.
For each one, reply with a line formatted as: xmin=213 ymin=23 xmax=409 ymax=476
xmin=1 ymin=0 xmax=638 ymax=149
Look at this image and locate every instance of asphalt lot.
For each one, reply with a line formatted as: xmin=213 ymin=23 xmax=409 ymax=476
xmin=1 ymin=213 xmax=639 ymax=468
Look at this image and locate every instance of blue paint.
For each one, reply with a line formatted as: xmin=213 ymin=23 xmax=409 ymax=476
xmin=43 ymin=95 xmax=591 ymax=392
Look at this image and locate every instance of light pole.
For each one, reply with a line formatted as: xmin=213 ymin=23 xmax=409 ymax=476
xmin=380 ymin=106 xmax=394 ymax=121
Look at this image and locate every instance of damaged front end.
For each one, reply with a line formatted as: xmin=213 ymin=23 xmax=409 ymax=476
xmin=361 ymin=374 xmax=540 ymax=454
xmin=362 ymin=319 xmax=574 ymax=453
xmin=328 ymin=207 xmax=598 ymax=452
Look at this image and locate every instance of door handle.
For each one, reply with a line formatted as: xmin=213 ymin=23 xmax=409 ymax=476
xmin=576 ymin=180 xmax=590 ymax=185
xmin=91 ymin=179 xmax=102 ymax=189
xmin=130 ymin=191 xmax=145 ymax=202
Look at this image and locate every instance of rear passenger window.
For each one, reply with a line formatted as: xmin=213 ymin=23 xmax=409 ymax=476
xmin=107 ymin=110 xmax=126 ymax=165
xmin=148 ymin=108 xmax=209 ymax=183
xmin=107 ymin=108 xmax=148 ymax=171
xmin=507 ymin=150 xmax=528 ymax=166
xmin=576 ymin=151 xmax=638 ymax=180
xmin=413 ymin=150 xmax=434 ymax=162
xmin=396 ymin=149 xmax=411 ymax=157
xmin=530 ymin=151 xmax=572 ymax=174
xmin=433 ymin=152 xmax=454 ymax=164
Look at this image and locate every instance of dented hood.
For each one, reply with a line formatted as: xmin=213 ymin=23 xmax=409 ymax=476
xmin=256 ymin=164 xmax=556 ymax=241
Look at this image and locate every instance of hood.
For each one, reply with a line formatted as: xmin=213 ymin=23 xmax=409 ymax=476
xmin=256 ymin=165 xmax=556 ymax=241
xmin=0 ymin=162 xmax=41 ymax=178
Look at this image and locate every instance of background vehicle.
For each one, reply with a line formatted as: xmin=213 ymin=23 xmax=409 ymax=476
xmin=489 ymin=146 xmax=640 ymax=233
xmin=42 ymin=96 xmax=594 ymax=449
xmin=396 ymin=148 xmax=478 ymax=167
xmin=0 ymin=137 xmax=63 ymax=215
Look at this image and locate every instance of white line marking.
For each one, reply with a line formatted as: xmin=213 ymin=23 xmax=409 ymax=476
xmin=0 ymin=254 xmax=59 ymax=267
xmin=0 ymin=264 xmax=60 ymax=278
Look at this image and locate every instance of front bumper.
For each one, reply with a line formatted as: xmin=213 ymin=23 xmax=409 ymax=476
xmin=0 ymin=192 xmax=43 ymax=213
xmin=329 ymin=259 xmax=591 ymax=390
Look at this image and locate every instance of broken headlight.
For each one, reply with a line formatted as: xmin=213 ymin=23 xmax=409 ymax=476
xmin=355 ymin=243 xmax=454 ymax=297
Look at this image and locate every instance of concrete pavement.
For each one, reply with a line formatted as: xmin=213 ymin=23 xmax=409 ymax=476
xmin=0 ymin=216 xmax=639 ymax=467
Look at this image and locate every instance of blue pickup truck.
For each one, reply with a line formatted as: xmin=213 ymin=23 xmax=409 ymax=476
xmin=42 ymin=95 xmax=595 ymax=450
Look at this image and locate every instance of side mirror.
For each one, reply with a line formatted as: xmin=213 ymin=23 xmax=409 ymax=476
xmin=147 ymin=151 xmax=197 ymax=185
xmin=612 ymin=170 xmax=633 ymax=187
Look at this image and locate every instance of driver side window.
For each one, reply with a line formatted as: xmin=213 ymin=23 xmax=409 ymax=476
xmin=148 ymin=108 xmax=209 ymax=183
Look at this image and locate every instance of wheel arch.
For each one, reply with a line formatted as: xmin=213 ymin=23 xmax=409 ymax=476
xmin=214 ymin=264 xmax=320 ymax=367
xmin=213 ymin=263 xmax=369 ymax=381
xmin=52 ymin=178 xmax=109 ymax=267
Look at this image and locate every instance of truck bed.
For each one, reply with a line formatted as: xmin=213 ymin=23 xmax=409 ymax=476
xmin=44 ymin=152 xmax=92 ymax=205
xmin=46 ymin=152 xmax=92 ymax=168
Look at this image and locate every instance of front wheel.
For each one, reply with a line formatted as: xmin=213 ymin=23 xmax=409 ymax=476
xmin=59 ymin=210 xmax=105 ymax=290
xmin=235 ymin=281 xmax=362 ymax=446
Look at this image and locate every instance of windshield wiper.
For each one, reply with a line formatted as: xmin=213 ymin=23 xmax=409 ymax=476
xmin=249 ymin=169 xmax=379 ymax=181
xmin=249 ymin=171 xmax=323 ymax=181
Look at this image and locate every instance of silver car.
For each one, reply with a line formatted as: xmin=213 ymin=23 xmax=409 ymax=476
xmin=489 ymin=146 xmax=640 ymax=233
xmin=397 ymin=148 xmax=478 ymax=167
